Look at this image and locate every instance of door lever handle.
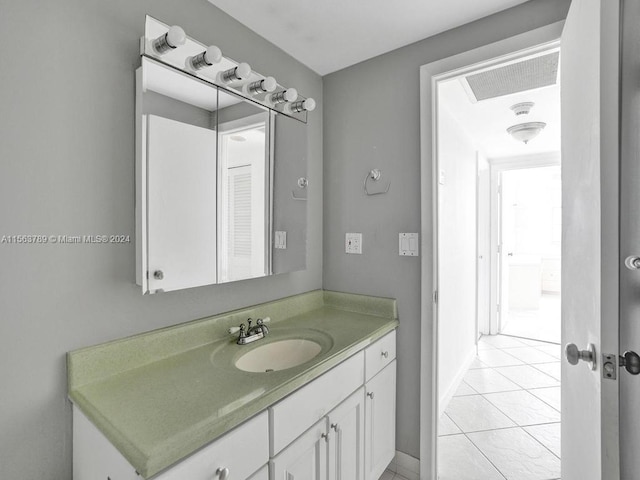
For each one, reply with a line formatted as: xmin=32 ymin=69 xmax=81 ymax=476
xmin=620 ymin=351 xmax=640 ymax=375
xmin=565 ymin=343 xmax=597 ymax=370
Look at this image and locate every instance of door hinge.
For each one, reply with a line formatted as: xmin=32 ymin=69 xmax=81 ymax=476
xmin=433 ymin=290 xmax=438 ymax=304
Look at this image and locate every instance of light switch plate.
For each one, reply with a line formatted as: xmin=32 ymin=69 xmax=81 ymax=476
xmin=275 ymin=231 xmax=287 ymax=249
xmin=345 ymin=233 xmax=362 ymax=254
xmin=399 ymin=233 xmax=419 ymax=256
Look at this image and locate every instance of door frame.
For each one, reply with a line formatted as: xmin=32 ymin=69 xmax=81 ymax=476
xmin=488 ymin=153 xmax=561 ymax=336
xmin=419 ymin=23 xmax=564 ymax=479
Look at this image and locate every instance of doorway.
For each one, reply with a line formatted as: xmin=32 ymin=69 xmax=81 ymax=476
xmin=430 ymin=41 xmax=562 ymax=480
xmin=497 ymin=165 xmax=561 ymax=343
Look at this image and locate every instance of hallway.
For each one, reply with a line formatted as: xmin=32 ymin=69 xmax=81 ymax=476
xmin=438 ymin=335 xmax=561 ymax=480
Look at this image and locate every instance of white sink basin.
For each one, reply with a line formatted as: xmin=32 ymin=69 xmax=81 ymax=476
xmin=235 ymin=339 xmax=323 ymax=373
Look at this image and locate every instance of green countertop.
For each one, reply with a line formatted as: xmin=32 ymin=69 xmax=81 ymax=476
xmin=68 ymin=290 xmax=398 ymax=478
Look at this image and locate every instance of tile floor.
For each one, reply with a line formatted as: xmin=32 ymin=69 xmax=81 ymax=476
xmin=438 ymin=334 xmax=562 ymax=480
xmin=378 ymin=470 xmax=410 ymax=480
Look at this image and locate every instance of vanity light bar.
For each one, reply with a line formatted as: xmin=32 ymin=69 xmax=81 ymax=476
xmin=246 ymin=76 xmax=278 ymax=95
xmin=218 ymin=63 xmax=252 ymax=83
xmin=269 ymin=88 xmax=298 ymax=105
xmin=287 ymin=98 xmax=316 ymax=113
xmin=187 ymin=45 xmax=223 ymax=70
xmin=152 ymin=25 xmax=186 ymax=54
xmin=142 ymin=16 xmax=314 ymax=121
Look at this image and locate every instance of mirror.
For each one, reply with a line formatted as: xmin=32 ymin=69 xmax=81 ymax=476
xmin=136 ymin=58 xmax=308 ymax=293
xmin=216 ymin=89 xmax=270 ymax=283
xmin=272 ymin=112 xmax=308 ymax=274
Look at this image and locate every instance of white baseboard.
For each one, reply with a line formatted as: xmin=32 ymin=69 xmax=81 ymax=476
xmin=387 ymin=450 xmax=420 ymax=480
xmin=438 ymin=347 xmax=477 ymax=417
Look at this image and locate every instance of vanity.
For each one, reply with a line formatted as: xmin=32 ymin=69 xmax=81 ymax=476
xmin=68 ymin=290 xmax=398 ymax=480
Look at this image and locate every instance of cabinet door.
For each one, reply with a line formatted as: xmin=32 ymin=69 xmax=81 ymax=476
xmin=364 ymin=361 xmax=396 ymax=480
xmin=328 ymin=387 xmax=365 ymax=480
xmin=270 ymin=418 xmax=328 ymax=480
xmin=157 ymin=412 xmax=269 ymax=480
xmin=248 ymin=465 xmax=269 ymax=480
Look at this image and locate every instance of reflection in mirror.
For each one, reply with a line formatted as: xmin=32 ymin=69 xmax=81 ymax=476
xmin=216 ymin=90 xmax=270 ymax=283
xmin=272 ymin=112 xmax=308 ymax=274
xmin=139 ymin=58 xmax=219 ymax=293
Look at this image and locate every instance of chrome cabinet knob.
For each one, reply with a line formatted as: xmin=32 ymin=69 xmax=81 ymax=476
xmin=216 ymin=467 xmax=230 ymax=480
xmin=331 ymin=423 xmax=338 ymax=431
xmin=321 ymin=432 xmax=329 ymax=441
xmin=565 ymin=343 xmax=596 ymax=370
xmin=153 ymin=270 xmax=164 ymax=280
xmin=381 ymin=351 xmax=389 ymax=358
xmin=367 ymin=391 xmax=375 ymax=399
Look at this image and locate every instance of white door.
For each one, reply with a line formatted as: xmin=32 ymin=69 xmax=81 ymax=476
xmin=328 ymin=388 xmax=365 ymax=480
xmin=561 ymin=0 xmax=620 ymax=478
xmin=146 ymin=115 xmax=217 ymax=293
xmin=270 ymin=418 xmax=328 ymax=480
xmin=619 ymin=0 xmax=640 ymax=477
xmin=364 ymin=362 xmax=396 ymax=480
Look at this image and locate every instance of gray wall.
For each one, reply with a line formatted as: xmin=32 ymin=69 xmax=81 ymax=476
xmin=0 ymin=1 xmax=322 ymax=479
xmin=322 ymin=0 xmax=571 ymax=459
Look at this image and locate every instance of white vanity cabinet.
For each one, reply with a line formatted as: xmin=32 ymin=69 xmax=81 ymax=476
xmin=73 ymin=330 xmax=397 ymax=480
xmin=270 ymin=388 xmax=365 ymax=480
xmin=72 ymin=408 xmax=269 ymax=480
xmin=270 ymin=417 xmax=329 ymax=480
xmin=327 ymin=387 xmax=366 ymax=480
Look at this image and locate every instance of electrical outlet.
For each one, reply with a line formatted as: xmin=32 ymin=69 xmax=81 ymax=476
xmin=345 ymin=233 xmax=362 ymax=254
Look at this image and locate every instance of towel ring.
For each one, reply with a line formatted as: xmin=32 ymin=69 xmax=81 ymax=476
xmin=364 ymin=169 xmax=390 ymax=196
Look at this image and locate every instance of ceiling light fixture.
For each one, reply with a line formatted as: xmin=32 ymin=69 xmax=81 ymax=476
xmin=507 ymin=122 xmax=547 ymax=144
xmin=510 ymin=102 xmax=535 ymax=116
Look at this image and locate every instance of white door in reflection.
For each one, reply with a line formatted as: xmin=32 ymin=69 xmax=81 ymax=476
xmin=218 ymin=120 xmax=268 ymax=282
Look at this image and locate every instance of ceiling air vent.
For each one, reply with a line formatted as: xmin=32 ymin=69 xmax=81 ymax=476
xmin=463 ymin=51 xmax=559 ymax=102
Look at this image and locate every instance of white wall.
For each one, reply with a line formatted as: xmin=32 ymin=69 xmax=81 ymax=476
xmin=437 ymin=104 xmax=479 ymax=407
xmin=323 ymin=0 xmax=571 ymax=460
xmin=0 ymin=1 xmax=322 ymax=478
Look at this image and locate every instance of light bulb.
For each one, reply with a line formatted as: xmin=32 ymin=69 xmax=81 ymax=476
xmin=270 ymin=88 xmax=298 ymax=105
xmin=188 ymin=45 xmax=223 ymax=70
xmin=245 ymin=76 xmax=278 ymax=95
xmin=218 ymin=62 xmax=252 ymax=83
xmin=152 ymin=26 xmax=186 ymax=54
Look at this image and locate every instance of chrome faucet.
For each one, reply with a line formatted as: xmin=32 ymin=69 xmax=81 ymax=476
xmin=229 ymin=317 xmax=271 ymax=345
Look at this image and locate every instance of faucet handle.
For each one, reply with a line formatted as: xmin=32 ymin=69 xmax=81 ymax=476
xmin=228 ymin=324 xmax=246 ymax=336
xmin=258 ymin=317 xmax=271 ymax=324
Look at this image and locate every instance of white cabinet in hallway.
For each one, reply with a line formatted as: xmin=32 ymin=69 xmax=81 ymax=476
xmin=365 ymin=361 xmax=397 ymax=480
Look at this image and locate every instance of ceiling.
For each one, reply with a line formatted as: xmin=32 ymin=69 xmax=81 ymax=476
xmin=207 ymin=0 xmax=530 ymax=75
xmin=439 ymin=72 xmax=560 ymax=159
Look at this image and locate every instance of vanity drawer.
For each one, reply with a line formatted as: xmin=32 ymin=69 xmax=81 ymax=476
xmin=365 ymin=330 xmax=396 ymax=382
xmin=157 ymin=411 xmax=268 ymax=480
xmin=269 ymin=350 xmax=364 ymax=456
